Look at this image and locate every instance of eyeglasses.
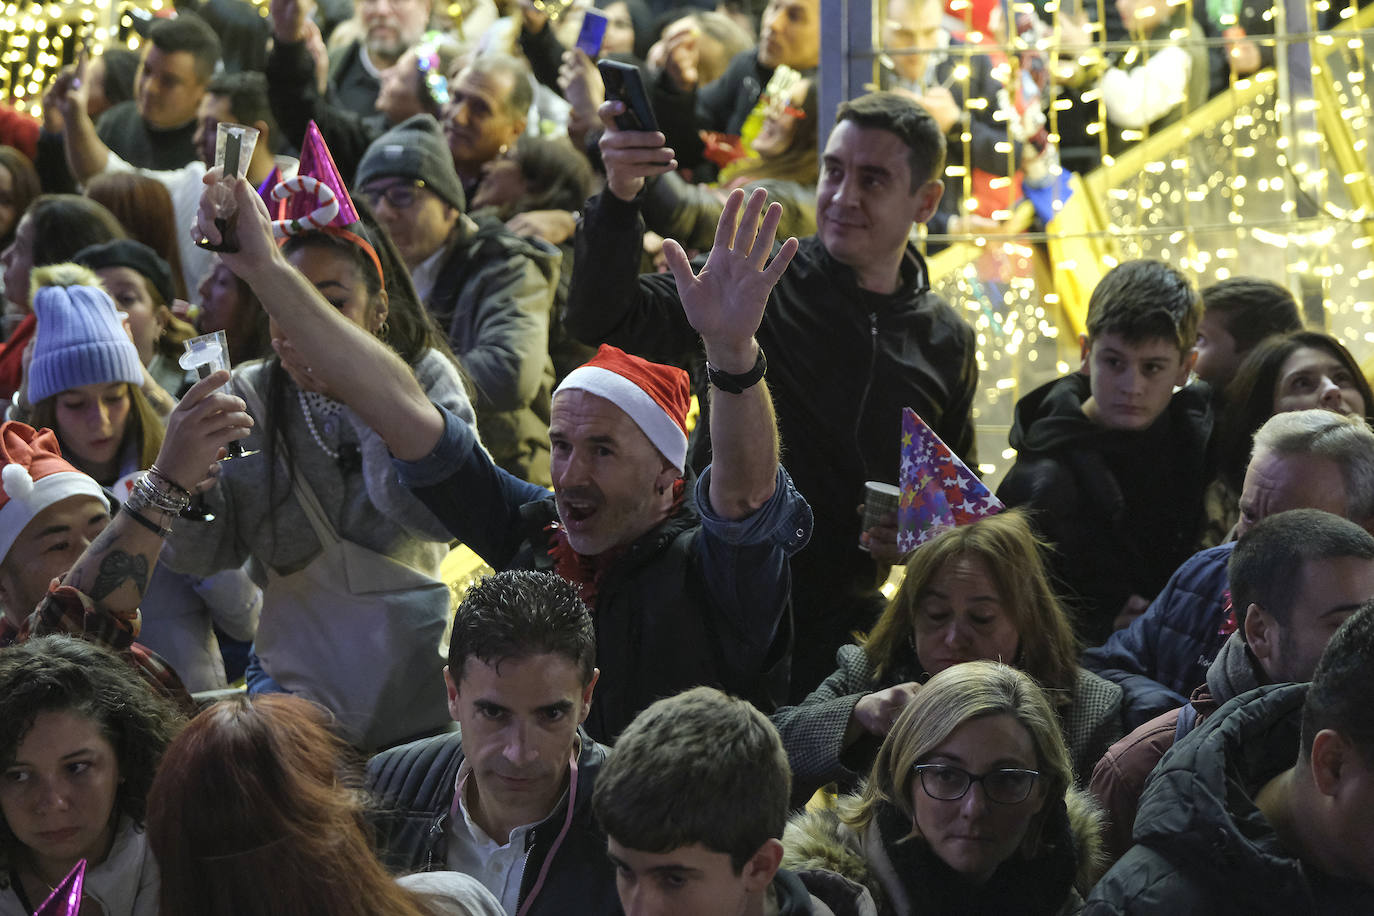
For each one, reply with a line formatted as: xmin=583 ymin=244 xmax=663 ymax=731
xmin=913 ymin=764 xmax=1040 ymax=804
xmin=360 ymin=181 xmax=429 ymax=211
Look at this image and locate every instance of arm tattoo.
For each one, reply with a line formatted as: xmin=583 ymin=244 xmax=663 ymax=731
xmin=88 ymin=551 xmax=150 ymax=603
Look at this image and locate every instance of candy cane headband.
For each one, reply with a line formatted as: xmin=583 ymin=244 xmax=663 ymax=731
xmin=271 ymin=176 xmax=385 ymax=285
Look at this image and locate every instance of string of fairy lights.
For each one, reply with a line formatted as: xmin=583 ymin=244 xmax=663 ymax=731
xmin=0 ymin=0 xmax=1370 ymax=482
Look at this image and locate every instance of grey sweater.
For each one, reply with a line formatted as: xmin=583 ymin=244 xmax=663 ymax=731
xmin=163 ymin=349 xmax=473 ymax=581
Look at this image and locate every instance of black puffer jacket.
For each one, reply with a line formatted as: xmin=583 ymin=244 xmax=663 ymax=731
xmin=365 ymin=728 xmax=621 ymax=915
xmin=997 ymin=374 xmax=1212 ymax=646
xmin=1085 ymin=684 xmax=1374 ymax=913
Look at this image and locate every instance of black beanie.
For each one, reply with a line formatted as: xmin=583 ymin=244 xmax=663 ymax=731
xmin=355 ymin=113 xmax=467 ymax=213
xmin=73 ymin=239 xmax=176 ymax=306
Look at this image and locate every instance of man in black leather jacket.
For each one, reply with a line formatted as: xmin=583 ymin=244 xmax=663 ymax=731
xmin=366 ymin=570 xmax=622 ymax=915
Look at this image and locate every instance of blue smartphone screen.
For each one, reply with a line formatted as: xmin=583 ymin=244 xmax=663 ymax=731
xmin=577 ymin=9 xmax=608 ymax=57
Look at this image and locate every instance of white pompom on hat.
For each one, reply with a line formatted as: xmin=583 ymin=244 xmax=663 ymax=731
xmin=0 ymin=422 xmax=108 ymax=562
xmin=555 ymin=345 xmax=691 ymax=473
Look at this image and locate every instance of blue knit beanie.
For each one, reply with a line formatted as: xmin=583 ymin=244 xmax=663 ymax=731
xmin=29 ymin=283 xmax=145 ymax=404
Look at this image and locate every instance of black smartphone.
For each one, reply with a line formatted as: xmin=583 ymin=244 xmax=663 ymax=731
xmin=597 ymin=59 xmax=658 ymax=133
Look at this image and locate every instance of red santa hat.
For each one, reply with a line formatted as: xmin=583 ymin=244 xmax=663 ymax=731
xmin=555 ymin=345 xmax=690 ymax=473
xmin=0 ymin=423 xmax=108 ymax=562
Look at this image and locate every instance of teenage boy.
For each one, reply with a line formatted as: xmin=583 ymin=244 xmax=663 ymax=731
xmin=593 ymin=686 xmax=876 ymax=916
xmin=998 ymin=259 xmax=1210 ymax=646
xmin=1192 ymin=277 xmax=1302 ymax=393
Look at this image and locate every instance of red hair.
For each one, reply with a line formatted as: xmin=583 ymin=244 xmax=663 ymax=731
xmin=146 ymin=694 xmax=441 ymax=916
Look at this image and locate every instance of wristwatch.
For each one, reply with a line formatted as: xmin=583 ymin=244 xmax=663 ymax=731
xmin=706 ymin=346 xmax=767 ymax=393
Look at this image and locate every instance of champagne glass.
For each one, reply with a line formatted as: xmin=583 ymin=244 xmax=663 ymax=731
xmin=196 ymin=123 xmax=260 ymax=253
xmin=178 ymin=330 xmax=255 ymax=523
xmin=180 ymin=330 xmax=256 ymax=461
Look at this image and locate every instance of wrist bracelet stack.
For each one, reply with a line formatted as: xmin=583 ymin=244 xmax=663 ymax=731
xmin=124 ymin=468 xmax=193 ymax=537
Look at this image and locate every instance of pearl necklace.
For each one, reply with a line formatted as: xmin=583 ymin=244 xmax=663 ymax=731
xmin=297 ymin=387 xmax=343 ymax=460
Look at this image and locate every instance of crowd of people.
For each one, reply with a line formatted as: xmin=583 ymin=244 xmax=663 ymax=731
xmin=0 ymin=0 xmax=1366 ymax=913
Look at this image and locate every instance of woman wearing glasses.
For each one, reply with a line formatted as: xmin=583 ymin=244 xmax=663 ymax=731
xmin=782 ymin=661 xmax=1104 ymax=915
xmin=773 ymin=511 xmax=1123 ymax=808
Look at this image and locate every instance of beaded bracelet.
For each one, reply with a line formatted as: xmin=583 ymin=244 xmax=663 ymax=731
xmin=147 ymin=464 xmax=191 ymax=499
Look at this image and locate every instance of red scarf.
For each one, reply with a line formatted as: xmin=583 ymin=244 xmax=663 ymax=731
xmin=545 ymin=480 xmax=687 ymax=608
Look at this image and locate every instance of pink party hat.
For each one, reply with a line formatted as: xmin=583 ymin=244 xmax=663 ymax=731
xmin=278 ymin=121 xmax=359 ymax=228
xmin=897 ymin=408 xmax=1003 ymax=553
xmin=33 ymin=860 xmax=85 ymax=916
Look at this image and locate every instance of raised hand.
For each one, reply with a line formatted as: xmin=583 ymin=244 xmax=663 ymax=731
xmin=663 ymin=187 xmax=798 ymax=372
xmin=559 ymin=49 xmax=604 ymax=143
xmin=155 ymin=370 xmax=253 ymax=492
xmin=271 ymin=0 xmax=315 ymax=43
xmin=193 ymin=175 xmax=282 ymax=279
xmin=42 ymin=52 xmax=88 ymax=133
xmin=650 ymin=19 xmax=700 ymax=92
xmin=597 ymin=100 xmax=675 ymax=202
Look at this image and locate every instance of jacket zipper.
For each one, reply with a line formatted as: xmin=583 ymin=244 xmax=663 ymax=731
xmin=855 ymin=312 xmax=879 ymax=442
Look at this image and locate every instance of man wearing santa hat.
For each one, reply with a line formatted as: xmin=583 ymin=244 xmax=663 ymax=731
xmin=199 ymin=179 xmax=810 ymax=743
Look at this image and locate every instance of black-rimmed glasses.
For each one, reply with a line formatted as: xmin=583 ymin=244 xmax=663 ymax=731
xmin=360 ymin=180 xmax=430 ymax=211
xmin=913 ymin=764 xmax=1040 ymax=804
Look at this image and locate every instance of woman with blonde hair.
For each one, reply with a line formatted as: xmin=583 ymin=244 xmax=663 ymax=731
xmin=773 ymin=511 xmax=1122 ymax=807
xmin=783 ymin=662 xmax=1104 ymax=914
xmin=146 ymin=693 xmax=502 ymax=915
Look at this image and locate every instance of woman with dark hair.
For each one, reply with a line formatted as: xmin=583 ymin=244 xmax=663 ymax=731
xmin=0 ymin=148 xmax=39 ymax=253
xmin=773 ymin=511 xmax=1123 ymax=807
xmin=84 ymin=49 xmax=140 ymax=121
xmin=73 ymin=239 xmax=199 ymax=414
xmin=0 ymin=194 xmax=127 ymax=399
xmin=471 ymin=135 xmax=596 ymax=382
xmin=146 ymin=693 xmax=503 ymax=916
xmin=471 ymin=135 xmax=595 ymax=220
xmin=267 ymin=31 xmax=463 ymax=192
xmin=168 ymin=178 xmax=477 ymax=749
xmin=1208 ymin=330 xmax=1374 ymax=542
xmin=0 ymin=635 xmax=185 ymax=916
xmin=639 ymin=73 xmax=819 ymax=252
xmin=196 ymin=255 xmax=273 ymax=364
xmin=782 ymin=662 xmax=1104 ymax=914
xmin=85 ymin=172 xmax=192 ymax=301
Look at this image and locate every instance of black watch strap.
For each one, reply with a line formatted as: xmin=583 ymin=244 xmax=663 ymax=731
xmin=706 ymin=346 xmax=767 ymax=394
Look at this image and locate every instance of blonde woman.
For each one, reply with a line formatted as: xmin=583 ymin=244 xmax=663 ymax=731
xmin=783 ymin=662 xmax=1104 ymax=915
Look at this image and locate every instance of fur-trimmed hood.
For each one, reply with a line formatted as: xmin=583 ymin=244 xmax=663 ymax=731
xmin=782 ymin=789 xmax=1105 ymax=915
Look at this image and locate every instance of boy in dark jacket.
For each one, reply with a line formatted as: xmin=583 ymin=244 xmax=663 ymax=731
xmin=593 ymin=686 xmax=876 ymax=916
xmin=998 ymin=259 xmax=1210 ymax=646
